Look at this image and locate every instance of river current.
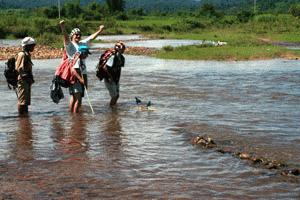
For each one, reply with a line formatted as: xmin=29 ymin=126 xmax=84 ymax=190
xmin=0 ymin=49 xmax=299 ymax=198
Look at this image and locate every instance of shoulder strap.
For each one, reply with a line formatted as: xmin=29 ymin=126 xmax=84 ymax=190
xmin=99 ymin=50 xmax=115 ymax=68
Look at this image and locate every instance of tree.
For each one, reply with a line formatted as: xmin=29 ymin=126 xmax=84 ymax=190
xmin=198 ymin=3 xmax=223 ymax=18
xmin=43 ymin=6 xmax=59 ymax=18
xmin=83 ymin=2 xmax=109 ymax=20
xmin=106 ymin=0 xmax=125 ymax=12
xmin=236 ymin=10 xmax=254 ymax=22
xmin=64 ymin=1 xmax=82 ymax=18
xmin=289 ymin=4 xmax=300 ymax=17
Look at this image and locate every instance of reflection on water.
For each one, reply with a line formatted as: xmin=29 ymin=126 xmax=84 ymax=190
xmin=56 ymin=115 xmax=88 ymax=156
xmin=0 ymin=55 xmax=300 ymax=198
xmin=14 ymin=117 xmax=34 ymax=161
xmin=101 ymin=110 xmax=123 ymax=165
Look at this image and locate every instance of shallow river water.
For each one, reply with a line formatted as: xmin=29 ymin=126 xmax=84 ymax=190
xmin=0 ymin=54 xmax=299 ymax=199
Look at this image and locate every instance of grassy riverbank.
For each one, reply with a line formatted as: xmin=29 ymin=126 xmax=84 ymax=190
xmin=151 ymin=31 xmax=300 ymax=61
xmin=113 ymin=16 xmax=300 ymax=60
xmin=1 ymin=6 xmax=300 ymax=61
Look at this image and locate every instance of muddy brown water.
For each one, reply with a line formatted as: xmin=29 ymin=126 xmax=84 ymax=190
xmin=0 ymin=55 xmax=300 ymax=199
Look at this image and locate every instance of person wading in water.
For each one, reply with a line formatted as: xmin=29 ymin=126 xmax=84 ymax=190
xmin=59 ymin=20 xmax=104 ymax=113
xmin=15 ymin=37 xmax=36 ymax=116
xmin=102 ymin=42 xmax=126 ymax=106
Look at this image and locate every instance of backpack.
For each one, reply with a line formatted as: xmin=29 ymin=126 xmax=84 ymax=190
xmin=50 ymin=77 xmax=64 ymax=104
xmin=96 ymin=49 xmax=115 ymax=81
xmin=54 ymin=50 xmax=77 ymax=88
xmin=4 ymin=56 xmax=18 ymax=90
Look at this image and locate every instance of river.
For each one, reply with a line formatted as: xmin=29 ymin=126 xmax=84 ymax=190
xmin=0 ymin=46 xmax=299 ymax=198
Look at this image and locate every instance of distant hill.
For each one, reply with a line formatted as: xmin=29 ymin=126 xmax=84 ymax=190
xmin=0 ymin=0 xmax=201 ymax=11
xmin=201 ymin=0 xmax=300 ymax=12
xmin=125 ymin=0 xmax=201 ymax=11
xmin=0 ymin=0 xmax=299 ymax=12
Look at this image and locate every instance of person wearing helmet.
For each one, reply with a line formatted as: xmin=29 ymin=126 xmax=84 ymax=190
xmin=15 ymin=37 xmax=36 ymax=116
xmin=59 ymin=20 xmax=104 ymax=113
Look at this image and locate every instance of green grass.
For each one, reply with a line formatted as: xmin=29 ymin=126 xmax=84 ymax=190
xmin=155 ymin=44 xmax=292 ymax=61
xmin=266 ymin=33 xmax=300 ymax=43
xmin=2 ymin=10 xmax=300 ymax=60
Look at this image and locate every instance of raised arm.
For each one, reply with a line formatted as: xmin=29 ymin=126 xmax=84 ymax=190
xmin=59 ymin=20 xmax=70 ymax=46
xmin=88 ymin=25 xmax=105 ymax=41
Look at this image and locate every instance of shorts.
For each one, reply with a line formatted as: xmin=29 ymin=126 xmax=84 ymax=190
xmin=105 ymin=80 xmax=119 ymax=98
xmin=69 ymin=81 xmax=85 ymax=97
xmin=17 ymin=79 xmax=31 ymax=105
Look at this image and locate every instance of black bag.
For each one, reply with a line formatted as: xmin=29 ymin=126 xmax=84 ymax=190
xmin=54 ymin=75 xmax=71 ymax=88
xmin=4 ymin=57 xmax=18 ymax=89
xmin=50 ymin=77 xmax=64 ymax=104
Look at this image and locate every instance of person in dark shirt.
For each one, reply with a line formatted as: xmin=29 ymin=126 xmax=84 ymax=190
xmin=103 ymin=42 xmax=126 ymax=106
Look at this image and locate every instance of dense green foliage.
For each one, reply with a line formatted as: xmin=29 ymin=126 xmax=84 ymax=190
xmin=1 ymin=1 xmax=300 ymax=60
xmin=106 ymin=0 xmax=125 ymax=12
xmin=1 ymin=1 xmax=300 ymax=40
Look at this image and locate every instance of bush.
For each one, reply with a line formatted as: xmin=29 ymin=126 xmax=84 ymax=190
xmin=237 ymin=11 xmax=253 ymax=23
xmin=220 ymin=15 xmax=237 ymax=25
xmin=37 ymin=33 xmax=61 ymax=47
xmin=0 ymin=25 xmax=8 ymax=38
xmin=116 ymin=12 xmax=129 ymax=20
xmin=43 ymin=6 xmax=59 ymax=19
xmin=162 ymin=25 xmax=172 ymax=32
xmin=173 ymin=18 xmax=206 ymax=32
xmin=129 ymin=8 xmax=145 ymax=16
xmin=162 ymin=45 xmax=174 ymax=51
xmin=289 ymin=4 xmax=300 ymax=17
xmin=254 ymin=14 xmax=278 ymax=23
xmin=34 ymin=18 xmax=50 ymax=32
xmin=184 ymin=19 xmax=206 ymax=29
xmin=198 ymin=3 xmax=223 ymax=18
xmin=138 ymin=25 xmax=154 ymax=32
xmin=8 ymin=26 xmax=31 ymax=38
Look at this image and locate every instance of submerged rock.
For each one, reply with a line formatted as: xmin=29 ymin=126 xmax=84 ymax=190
xmin=192 ymin=135 xmax=216 ymax=148
xmin=236 ymin=152 xmax=251 ymax=160
xmin=265 ymin=160 xmax=286 ymax=170
xmin=251 ymin=157 xmax=264 ymax=164
xmin=190 ymin=135 xmax=297 ymax=178
xmin=281 ymin=169 xmax=300 ymax=177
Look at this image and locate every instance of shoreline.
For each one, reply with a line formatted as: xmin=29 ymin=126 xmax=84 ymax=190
xmin=0 ymin=46 xmax=157 ymax=60
xmin=0 ymin=45 xmax=63 ymax=60
xmin=1 ymin=45 xmax=299 ymax=61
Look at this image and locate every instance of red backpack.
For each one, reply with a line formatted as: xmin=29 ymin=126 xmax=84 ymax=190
xmin=54 ymin=50 xmax=78 ymax=87
xmin=96 ymin=49 xmax=115 ymax=81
